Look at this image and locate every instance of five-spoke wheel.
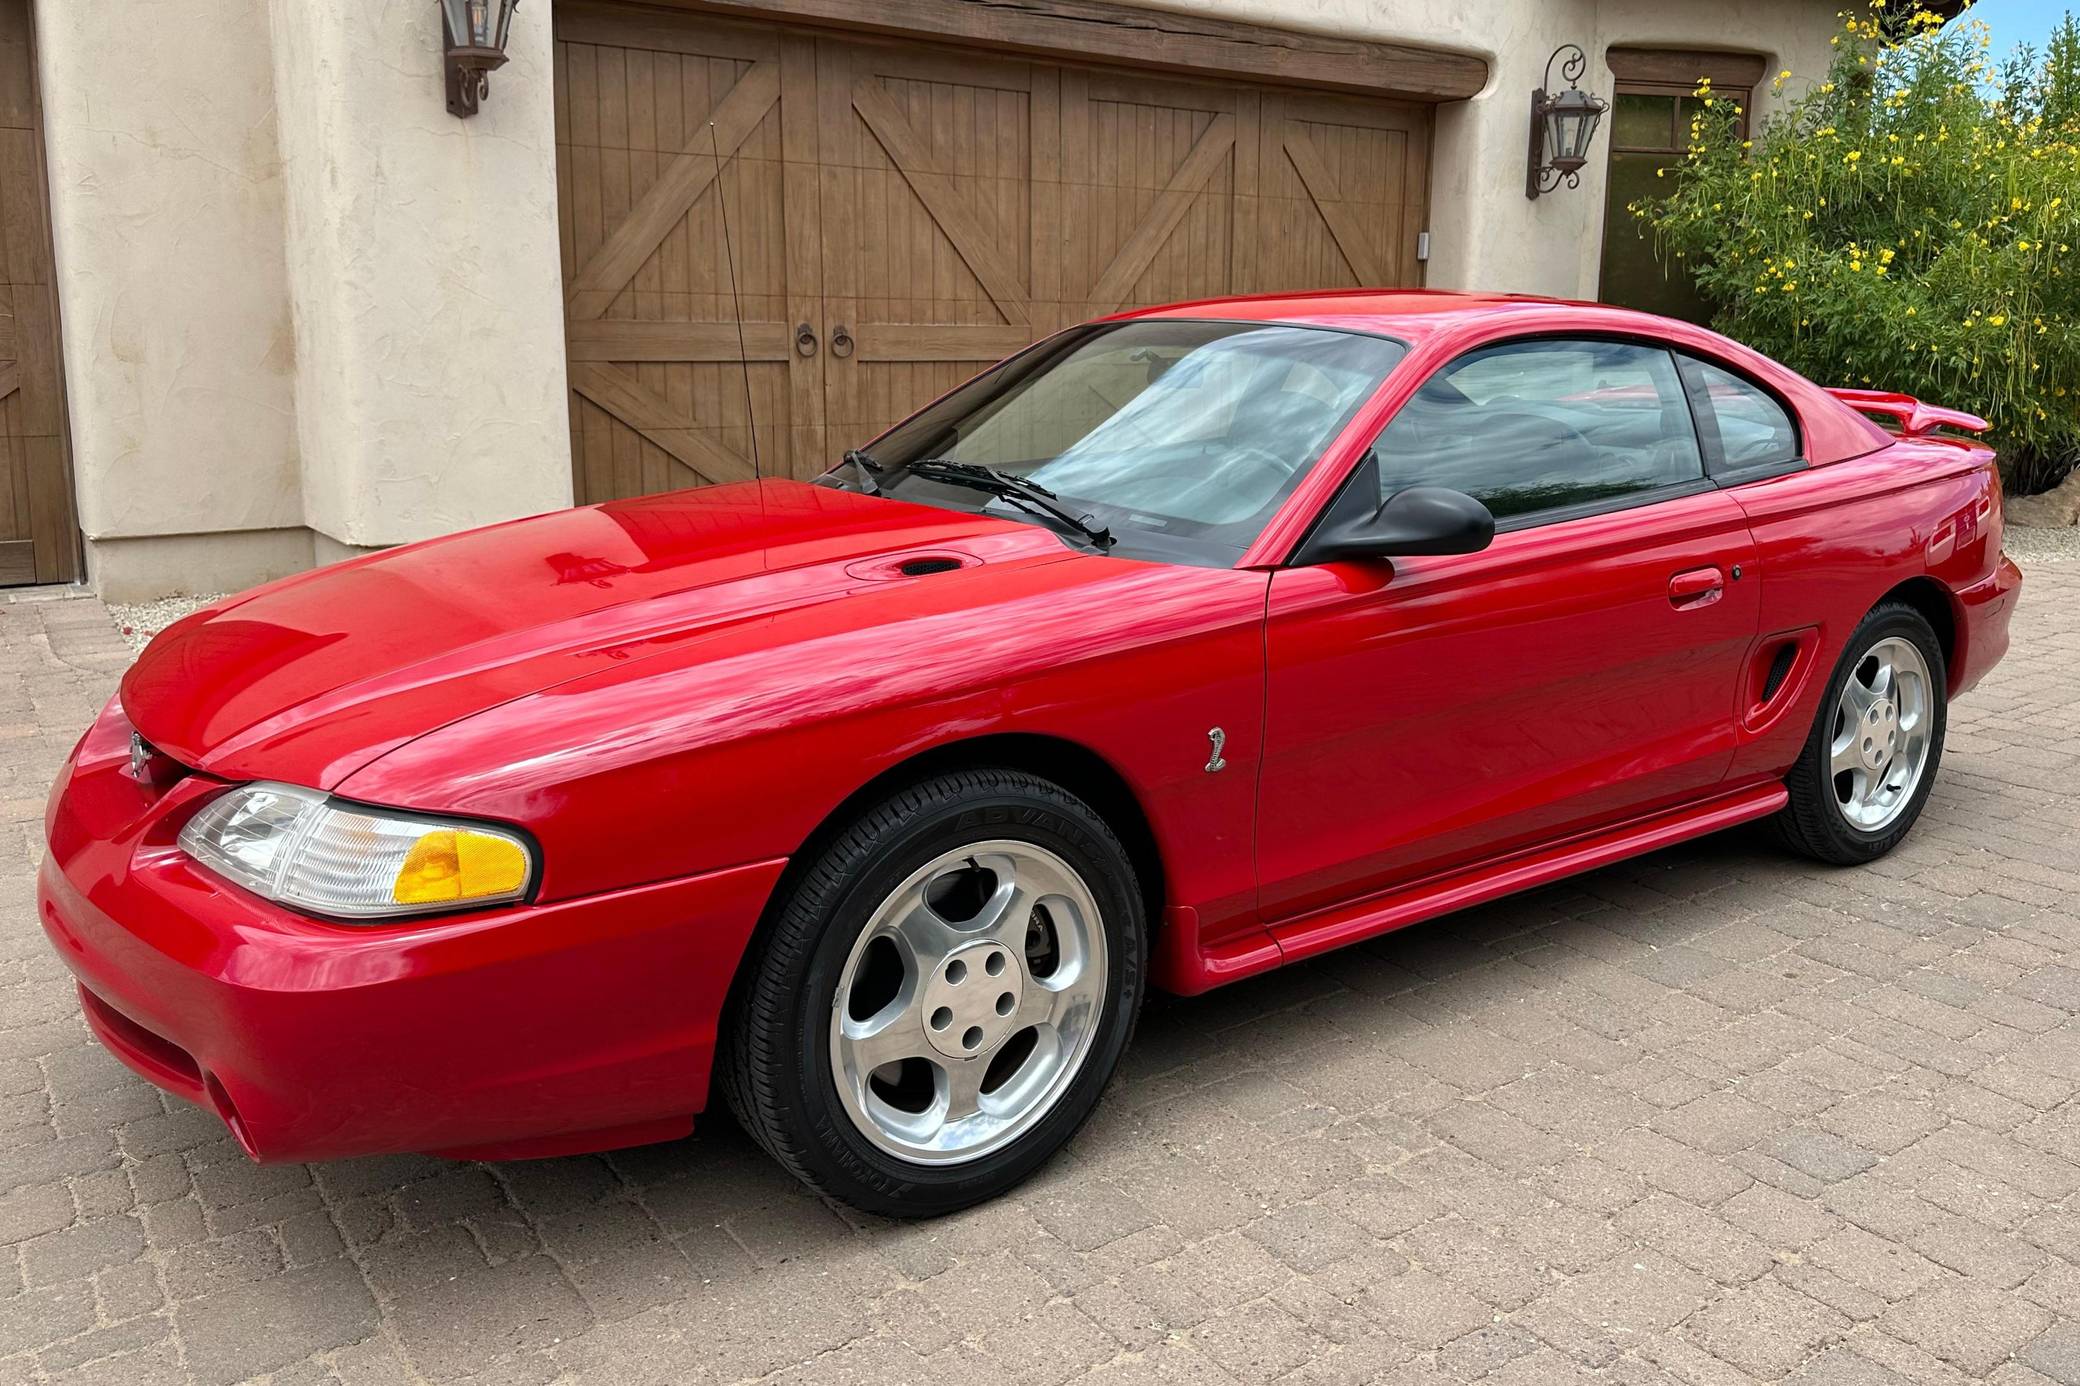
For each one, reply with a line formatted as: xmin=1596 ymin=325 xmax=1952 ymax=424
xmin=1827 ymin=634 xmax=1934 ymax=832
xmin=830 ymin=842 xmax=1107 ymax=1163
xmin=1777 ymin=601 xmax=1947 ymax=865
xmin=723 ymin=768 xmax=1144 ymax=1216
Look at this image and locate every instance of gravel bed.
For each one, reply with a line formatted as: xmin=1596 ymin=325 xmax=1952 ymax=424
xmin=2003 ymin=524 xmax=2080 ymax=563
xmin=107 ymin=593 xmax=224 ymax=654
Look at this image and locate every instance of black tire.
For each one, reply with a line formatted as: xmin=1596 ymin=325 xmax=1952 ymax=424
xmin=721 ymin=767 xmax=1146 ymax=1217
xmin=1774 ymin=601 xmax=1947 ymax=865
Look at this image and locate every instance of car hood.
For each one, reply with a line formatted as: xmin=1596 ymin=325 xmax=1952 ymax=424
xmin=120 ymin=481 xmax=1081 ymax=789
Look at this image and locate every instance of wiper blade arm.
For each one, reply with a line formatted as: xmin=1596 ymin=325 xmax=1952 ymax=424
xmin=904 ymin=459 xmax=1113 ymax=549
xmin=837 ymin=448 xmax=883 ymax=494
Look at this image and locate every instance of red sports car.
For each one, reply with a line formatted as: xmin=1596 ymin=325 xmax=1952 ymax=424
xmin=41 ymin=291 xmax=2020 ymax=1214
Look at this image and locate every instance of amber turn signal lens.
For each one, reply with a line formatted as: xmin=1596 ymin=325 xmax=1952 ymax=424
xmin=393 ymin=829 xmax=532 ymax=906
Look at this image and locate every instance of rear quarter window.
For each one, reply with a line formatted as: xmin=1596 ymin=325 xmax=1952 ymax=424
xmin=1681 ymin=357 xmax=1801 ymax=470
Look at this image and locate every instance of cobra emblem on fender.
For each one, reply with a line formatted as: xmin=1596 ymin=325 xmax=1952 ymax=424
xmin=1204 ymin=727 xmax=1227 ymax=774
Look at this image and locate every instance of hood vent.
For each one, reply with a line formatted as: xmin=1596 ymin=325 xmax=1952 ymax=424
xmin=845 ymin=550 xmax=979 ymax=583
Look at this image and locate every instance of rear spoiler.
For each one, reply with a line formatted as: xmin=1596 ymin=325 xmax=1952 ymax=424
xmin=1828 ymin=388 xmax=1990 ymax=437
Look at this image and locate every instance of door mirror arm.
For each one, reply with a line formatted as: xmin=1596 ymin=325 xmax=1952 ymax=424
xmin=1293 ymin=451 xmax=1497 ymax=565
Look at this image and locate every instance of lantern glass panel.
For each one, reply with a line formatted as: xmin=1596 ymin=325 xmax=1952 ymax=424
xmin=443 ymin=0 xmax=494 ymax=46
xmin=492 ymin=0 xmax=517 ymax=50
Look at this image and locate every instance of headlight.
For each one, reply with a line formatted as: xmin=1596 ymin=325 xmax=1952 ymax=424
xmin=178 ymin=783 xmax=534 ymax=920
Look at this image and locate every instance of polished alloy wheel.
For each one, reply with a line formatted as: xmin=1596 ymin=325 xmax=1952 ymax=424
xmin=1829 ymin=634 xmax=1934 ymax=831
xmin=829 ymin=840 xmax=1108 ymax=1164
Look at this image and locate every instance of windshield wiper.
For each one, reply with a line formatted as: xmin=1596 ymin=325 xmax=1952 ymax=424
xmin=903 ymin=458 xmax=1114 ymax=550
xmin=839 ymin=448 xmax=883 ymax=494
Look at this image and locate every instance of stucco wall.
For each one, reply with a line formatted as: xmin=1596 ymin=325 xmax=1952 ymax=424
xmin=33 ymin=0 xmax=302 ymax=593
xmin=268 ymin=0 xmax=571 ymax=552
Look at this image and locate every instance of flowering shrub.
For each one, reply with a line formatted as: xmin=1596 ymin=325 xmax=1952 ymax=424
xmin=1640 ymin=6 xmax=2080 ymax=492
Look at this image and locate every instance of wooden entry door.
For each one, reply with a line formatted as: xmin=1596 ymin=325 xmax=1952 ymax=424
xmin=556 ymin=7 xmax=823 ymax=501
xmin=554 ymin=3 xmax=1433 ymax=505
xmin=814 ymin=38 xmax=1055 ymax=457
xmin=0 ymin=0 xmax=76 ymax=585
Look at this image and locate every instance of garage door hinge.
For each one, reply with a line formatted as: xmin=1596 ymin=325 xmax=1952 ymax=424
xmin=1416 ymin=231 xmax=1431 ymax=262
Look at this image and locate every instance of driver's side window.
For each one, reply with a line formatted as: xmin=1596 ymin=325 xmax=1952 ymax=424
xmin=1373 ymin=338 xmax=1706 ymax=521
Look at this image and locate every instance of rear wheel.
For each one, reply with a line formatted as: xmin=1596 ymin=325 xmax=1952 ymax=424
xmin=1774 ymin=602 xmax=1946 ymax=864
xmin=722 ymin=768 xmax=1145 ymax=1216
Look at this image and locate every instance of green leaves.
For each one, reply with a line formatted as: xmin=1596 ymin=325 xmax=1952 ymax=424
xmin=1642 ymin=7 xmax=2080 ymax=491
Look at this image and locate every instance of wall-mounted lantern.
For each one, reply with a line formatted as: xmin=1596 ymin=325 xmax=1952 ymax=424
xmin=1526 ymin=45 xmax=1609 ymax=199
xmin=441 ymin=0 xmax=521 ymax=118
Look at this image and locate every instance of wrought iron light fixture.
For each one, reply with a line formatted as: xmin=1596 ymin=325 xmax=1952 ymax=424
xmin=440 ymin=0 xmax=521 ymax=118
xmin=1526 ymin=44 xmax=1609 ymax=199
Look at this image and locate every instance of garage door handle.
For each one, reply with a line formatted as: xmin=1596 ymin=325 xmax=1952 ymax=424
xmin=795 ymin=323 xmax=818 ymax=357
xmin=1669 ymin=566 xmax=1725 ymax=609
xmin=830 ymin=324 xmax=855 ymax=359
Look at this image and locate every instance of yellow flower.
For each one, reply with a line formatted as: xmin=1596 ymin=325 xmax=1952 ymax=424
xmin=1988 ymin=314 xmax=2008 ymax=325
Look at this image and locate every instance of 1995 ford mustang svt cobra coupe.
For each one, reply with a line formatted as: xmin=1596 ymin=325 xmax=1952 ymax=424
xmin=42 ymin=291 xmax=2020 ymax=1214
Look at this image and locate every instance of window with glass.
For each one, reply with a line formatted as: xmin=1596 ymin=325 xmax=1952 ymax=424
xmin=1681 ymin=356 xmax=1801 ymax=470
xmin=1370 ymin=338 xmax=1706 ymax=522
xmin=1599 ymin=52 xmax=1763 ymax=325
xmin=833 ymin=320 xmax=1407 ymax=566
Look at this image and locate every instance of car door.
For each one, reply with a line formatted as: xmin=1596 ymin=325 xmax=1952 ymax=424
xmin=1256 ymin=336 xmax=1761 ymax=923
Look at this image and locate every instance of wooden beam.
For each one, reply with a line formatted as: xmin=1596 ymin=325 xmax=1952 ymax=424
xmin=566 ymin=319 xmax=791 ymax=361
xmin=855 ymin=324 xmax=1036 ymax=362
xmin=632 ymin=0 xmax=1486 ymax=101
xmin=1606 ymin=48 xmax=1768 ymax=91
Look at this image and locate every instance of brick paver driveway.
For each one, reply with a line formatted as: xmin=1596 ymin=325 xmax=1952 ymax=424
xmin=4 ymin=565 xmax=2078 ymax=1385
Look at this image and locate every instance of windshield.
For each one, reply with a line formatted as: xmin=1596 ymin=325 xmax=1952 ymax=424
xmin=825 ymin=320 xmax=1406 ymax=565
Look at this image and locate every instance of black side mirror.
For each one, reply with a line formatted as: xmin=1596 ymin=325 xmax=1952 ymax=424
xmin=1294 ymin=452 xmax=1496 ymax=565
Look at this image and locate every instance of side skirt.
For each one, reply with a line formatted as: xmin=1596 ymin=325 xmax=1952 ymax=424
xmin=1199 ymin=780 xmax=1789 ymax=986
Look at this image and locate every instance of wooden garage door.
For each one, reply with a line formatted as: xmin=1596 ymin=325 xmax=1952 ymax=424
xmin=0 ymin=0 xmax=76 ymax=585
xmin=555 ymin=2 xmax=1431 ymax=503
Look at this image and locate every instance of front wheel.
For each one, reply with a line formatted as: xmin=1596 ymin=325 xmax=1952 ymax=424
xmin=721 ymin=768 xmax=1145 ymax=1216
xmin=1774 ymin=601 xmax=1947 ymax=865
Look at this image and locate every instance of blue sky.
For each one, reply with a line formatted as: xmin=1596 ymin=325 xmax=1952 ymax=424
xmin=1962 ymin=0 xmax=2074 ymax=56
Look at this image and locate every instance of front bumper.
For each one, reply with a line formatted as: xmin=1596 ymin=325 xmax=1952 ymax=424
xmin=39 ymin=698 xmax=784 ymax=1163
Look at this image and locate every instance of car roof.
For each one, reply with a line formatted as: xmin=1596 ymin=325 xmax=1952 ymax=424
xmin=1108 ymin=288 xmax=1674 ymax=345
